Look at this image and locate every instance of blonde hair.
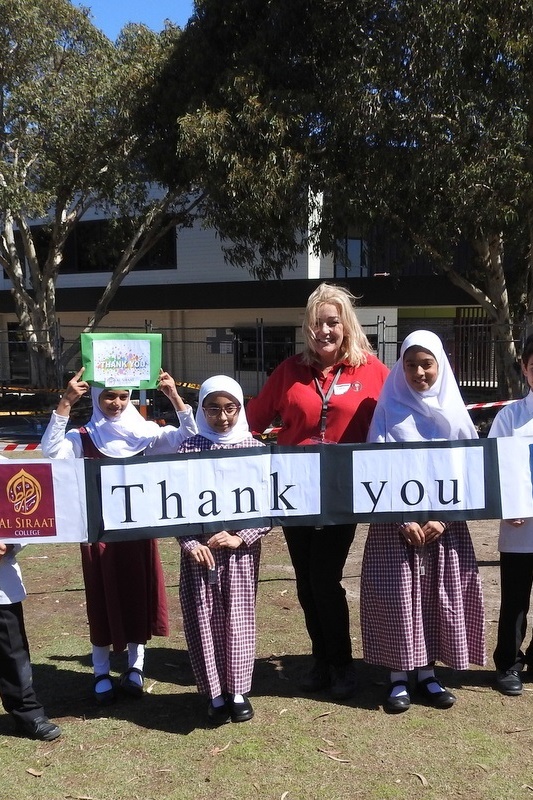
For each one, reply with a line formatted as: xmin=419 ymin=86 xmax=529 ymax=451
xmin=301 ymin=282 xmax=373 ymax=367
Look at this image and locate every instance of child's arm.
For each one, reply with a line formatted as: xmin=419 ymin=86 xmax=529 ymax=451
xmin=178 ymin=536 xmax=215 ymax=568
xmin=422 ymin=521 xmax=447 ymax=543
xmin=41 ymin=368 xmax=87 ymax=459
xmin=207 ymin=526 xmax=270 ymax=549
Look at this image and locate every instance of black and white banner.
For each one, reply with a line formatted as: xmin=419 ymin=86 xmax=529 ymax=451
xmin=0 ymin=437 xmax=521 ymax=544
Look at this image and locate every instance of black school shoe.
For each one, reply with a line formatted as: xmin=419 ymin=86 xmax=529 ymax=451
xmin=227 ymin=695 xmax=254 ymax=723
xmin=495 ymin=669 xmax=523 ymax=696
xmin=329 ymin=661 xmax=358 ymax=701
xmin=17 ymin=715 xmax=62 ymax=741
xmin=120 ymin=667 xmax=144 ymax=698
xmin=207 ymin=699 xmax=231 ymax=726
xmin=299 ymin=660 xmax=330 ymax=693
xmin=416 ymin=677 xmax=456 ymax=708
xmin=384 ymin=680 xmax=411 ymax=713
xmin=93 ymin=673 xmax=116 ymax=706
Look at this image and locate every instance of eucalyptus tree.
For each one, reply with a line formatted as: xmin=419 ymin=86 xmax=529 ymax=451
xmin=151 ymin=0 xmax=533 ymax=396
xmin=349 ymin=0 xmax=531 ymax=397
xmin=0 ymin=0 xmax=195 ymax=387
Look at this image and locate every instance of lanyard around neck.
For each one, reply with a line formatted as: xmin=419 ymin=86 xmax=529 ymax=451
xmin=314 ymin=366 xmax=343 ymax=441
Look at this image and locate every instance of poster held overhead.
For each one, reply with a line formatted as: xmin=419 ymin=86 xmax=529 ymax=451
xmin=80 ymin=333 xmax=162 ymax=389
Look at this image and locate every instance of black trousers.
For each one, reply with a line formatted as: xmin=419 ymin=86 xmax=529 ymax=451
xmin=0 ymin=602 xmax=44 ymax=724
xmin=494 ymin=552 xmax=533 ymax=672
xmin=283 ymin=524 xmax=356 ymax=667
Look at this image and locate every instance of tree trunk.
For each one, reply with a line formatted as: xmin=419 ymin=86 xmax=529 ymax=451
xmin=471 ymin=233 xmax=520 ymax=399
xmin=11 ymin=294 xmax=62 ymax=390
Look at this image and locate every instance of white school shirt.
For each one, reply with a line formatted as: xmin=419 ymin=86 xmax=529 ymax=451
xmin=41 ymin=405 xmax=197 ymax=459
xmin=0 ymin=544 xmax=26 ymax=605
xmin=488 ymin=391 xmax=533 ymax=552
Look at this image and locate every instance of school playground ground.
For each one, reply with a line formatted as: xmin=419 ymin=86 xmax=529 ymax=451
xmin=2 ymin=490 xmax=533 ymax=800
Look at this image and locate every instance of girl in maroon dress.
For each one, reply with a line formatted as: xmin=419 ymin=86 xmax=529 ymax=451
xmin=41 ymin=367 xmax=196 ymax=704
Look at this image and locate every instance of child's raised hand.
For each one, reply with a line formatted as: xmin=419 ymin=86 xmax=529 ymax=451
xmin=207 ymin=531 xmax=243 ymax=550
xmin=57 ymin=368 xmax=89 ymax=416
xmin=158 ymin=369 xmax=186 ymax=412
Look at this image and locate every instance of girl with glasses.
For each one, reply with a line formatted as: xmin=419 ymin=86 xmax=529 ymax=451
xmin=177 ymin=375 xmax=270 ymax=726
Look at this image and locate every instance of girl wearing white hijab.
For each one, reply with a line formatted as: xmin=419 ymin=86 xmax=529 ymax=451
xmin=41 ymin=368 xmax=197 ymax=704
xmin=360 ymin=331 xmax=486 ymax=713
xmin=177 ymin=375 xmax=270 ymax=726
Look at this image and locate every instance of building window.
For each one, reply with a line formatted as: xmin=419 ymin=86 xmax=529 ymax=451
xmin=334 ymin=236 xmax=369 ymax=278
xmin=23 ymin=219 xmax=177 ymax=274
xmin=233 ymin=326 xmax=295 ymax=374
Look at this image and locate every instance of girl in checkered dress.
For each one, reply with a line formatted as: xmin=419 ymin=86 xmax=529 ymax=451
xmin=360 ymin=331 xmax=486 ymax=713
xmin=177 ymin=375 xmax=270 ymax=725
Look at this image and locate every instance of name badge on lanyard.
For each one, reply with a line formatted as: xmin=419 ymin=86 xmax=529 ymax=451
xmin=313 ymin=367 xmax=343 ymax=442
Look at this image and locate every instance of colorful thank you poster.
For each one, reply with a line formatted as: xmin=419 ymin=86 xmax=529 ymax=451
xmin=80 ymin=333 xmax=162 ymax=389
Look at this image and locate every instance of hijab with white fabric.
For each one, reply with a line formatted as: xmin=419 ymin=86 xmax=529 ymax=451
xmin=85 ymin=387 xmax=163 ymax=457
xmin=367 ymin=330 xmax=478 ymax=443
xmin=196 ymin=375 xmax=251 ymax=445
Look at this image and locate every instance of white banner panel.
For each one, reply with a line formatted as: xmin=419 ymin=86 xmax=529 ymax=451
xmin=185 ymin=453 xmax=271 ymax=524
xmin=353 ymin=445 xmax=486 ymax=514
xmin=100 ymin=458 xmax=189 ymax=530
xmin=269 ymin=451 xmax=321 ymax=518
xmin=496 ymin=436 xmax=533 ymax=519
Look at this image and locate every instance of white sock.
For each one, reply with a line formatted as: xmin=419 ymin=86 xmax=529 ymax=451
xmin=390 ymin=671 xmax=409 ymax=698
xmin=127 ymin=643 xmax=145 ymax=685
xmin=417 ymin=667 xmax=443 ymax=694
xmin=231 ymin=693 xmax=245 ymax=704
xmin=92 ymin=644 xmax=110 ymax=676
xmin=92 ymin=645 xmax=112 ymax=693
xmin=211 ymin=694 xmax=226 ymax=708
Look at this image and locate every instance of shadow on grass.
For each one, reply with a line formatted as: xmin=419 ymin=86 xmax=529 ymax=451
xmin=2 ymin=647 xmax=497 ymax=739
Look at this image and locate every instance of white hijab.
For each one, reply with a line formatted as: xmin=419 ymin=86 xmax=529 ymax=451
xmin=367 ymin=330 xmax=478 ymax=443
xmin=85 ymin=387 xmax=163 ymax=457
xmin=196 ymin=375 xmax=251 ymax=445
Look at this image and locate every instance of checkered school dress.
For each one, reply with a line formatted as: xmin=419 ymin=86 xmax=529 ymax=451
xmin=360 ymin=521 xmax=486 ymax=671
xmin=178 ymin=434 xmax=270 ymax=698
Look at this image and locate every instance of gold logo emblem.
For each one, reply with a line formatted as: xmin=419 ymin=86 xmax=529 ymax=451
xmin=7 ymin=469 xmax=42 ymax=514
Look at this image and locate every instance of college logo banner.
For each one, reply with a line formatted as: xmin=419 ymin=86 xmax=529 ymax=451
xmin=0 ymin=463 xmax=57 ymax=538
xmin=0 ymin=459 xmax=87 ymax=543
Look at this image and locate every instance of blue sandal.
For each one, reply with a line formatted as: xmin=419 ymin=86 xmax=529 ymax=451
xmin=120 ymin=667 xmax=144 ymax=698
xmin=93 ymin=673 xmax=116 ymax=706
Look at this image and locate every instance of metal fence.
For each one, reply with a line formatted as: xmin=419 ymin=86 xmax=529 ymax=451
xmin=1 ymin=316 xmax=526 ymax=403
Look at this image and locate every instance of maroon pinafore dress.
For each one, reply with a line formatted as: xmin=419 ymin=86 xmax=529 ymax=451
xmin=79 ymin=429 xmax=169 ymax=652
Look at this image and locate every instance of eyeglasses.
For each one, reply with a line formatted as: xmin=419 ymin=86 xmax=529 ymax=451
xmin=203 ymin=404 xmax=241 ymax=418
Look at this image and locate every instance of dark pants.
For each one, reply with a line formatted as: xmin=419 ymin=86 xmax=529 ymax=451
xmin=494 ymin=552 xmax=533 ymax=672
xmin=0 ymin=602 xmax=44 ymax=724
xmin=283 ymin=524 xmax=356 ymax=667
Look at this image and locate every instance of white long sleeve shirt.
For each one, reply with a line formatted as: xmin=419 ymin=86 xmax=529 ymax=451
xmin=0 ymin=544 xmax=26 ymax=605
xmin=488 ymin=391 xmax=533 ymax=552
xmin=41 ymin=406 xmax=197 ymax=459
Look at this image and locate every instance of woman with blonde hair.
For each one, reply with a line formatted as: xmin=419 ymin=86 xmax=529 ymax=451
xmin=247 ymin=282 xmax=388 ymax=700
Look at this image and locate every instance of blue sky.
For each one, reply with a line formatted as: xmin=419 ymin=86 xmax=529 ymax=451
xmin=74 ymin=0 xmax=194 ymax=40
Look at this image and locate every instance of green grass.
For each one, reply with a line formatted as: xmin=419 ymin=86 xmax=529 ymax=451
xmin=2 ymin=524 xmax=533 ymax=800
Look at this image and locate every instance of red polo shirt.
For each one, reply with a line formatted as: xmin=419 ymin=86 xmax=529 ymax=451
xmin=246 ymin=353 xmax=389 ymax=445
